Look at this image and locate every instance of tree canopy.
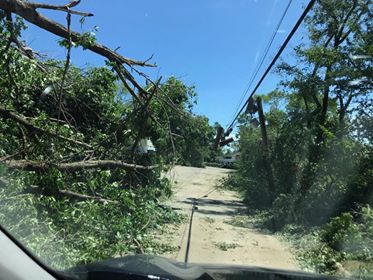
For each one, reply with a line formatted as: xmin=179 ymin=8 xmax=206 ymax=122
xmin=0 ymin=2 xmax=214 ymax=268
xmin=226 ymin=0 xmax=372 ymax=275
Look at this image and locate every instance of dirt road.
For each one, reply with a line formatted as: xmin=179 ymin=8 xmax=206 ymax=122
xmin=157 ymin=166 xmax=298 ymax=270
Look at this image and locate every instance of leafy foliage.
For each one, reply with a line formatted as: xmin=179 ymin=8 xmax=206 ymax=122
xmin=149 ymin=77 xmax=215 ymax=167
xmin=0 ymin=12 xmax=202 ymax=270
xmin=225 ymin=0 xmax=373 ymax=276
xmin=0 ymin=167 xmax=182 ymax=269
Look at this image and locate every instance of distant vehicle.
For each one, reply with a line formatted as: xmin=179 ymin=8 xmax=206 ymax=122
xmin=216 ymin=153 xmax=240 ymax=168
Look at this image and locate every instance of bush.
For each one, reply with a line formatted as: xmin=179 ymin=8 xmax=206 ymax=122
xmin=271 ymin=194 xmax=297 ymax=229
xmin=290 ymin=207 xmax=373 ymax=277
xmin=224 ymin=173 xmax=272 ymax=210
xmin=322 ymin=213 xmax=362 ymax=253
xmin=321 ymin=207 xmax=373 ymax=261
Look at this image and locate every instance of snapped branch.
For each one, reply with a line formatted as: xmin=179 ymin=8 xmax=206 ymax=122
xmin=3 ymin=159 xmax=156 ymax=172
xmin=28 ymin=0 xmax=93 ymax=17
xmin=0 ymin=0 xmax=155 ymax=68
xmin=0 ymin=105 xmax=92 ymax=148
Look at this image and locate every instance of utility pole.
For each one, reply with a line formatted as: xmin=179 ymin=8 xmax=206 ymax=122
xmin=213 ymin=126 xmax=224 ymax=151
xmin=256 ymin=97 xmax=269 ymax=149
xmin=256 ymin=97 xmax=276 ymax=205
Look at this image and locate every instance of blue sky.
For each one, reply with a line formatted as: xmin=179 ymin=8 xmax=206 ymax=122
xmin=22 ymin=0 xmax=310 ymax=127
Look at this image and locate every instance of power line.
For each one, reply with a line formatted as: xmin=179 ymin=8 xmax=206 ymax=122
xmin=227 ymin=0 xmax=293 ymax=129
xmin=227 ymin=0 xmax=316 ymax=130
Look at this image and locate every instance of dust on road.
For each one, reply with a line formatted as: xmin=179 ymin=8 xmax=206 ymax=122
xmin=157 ymin=165 xmax=298 ymax=271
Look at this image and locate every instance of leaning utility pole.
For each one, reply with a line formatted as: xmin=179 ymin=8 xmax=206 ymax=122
xmin=256 ymin=97 xmax=269 ymax=149
xmin=256 ymin=97 xmax=275 ymax=203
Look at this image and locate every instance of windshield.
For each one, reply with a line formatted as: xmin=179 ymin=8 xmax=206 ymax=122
xmin=0 ymin=0 xmax=372 ymax=279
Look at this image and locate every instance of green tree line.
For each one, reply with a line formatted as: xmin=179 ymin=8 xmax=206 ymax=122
xmin=226 ymin=0 xmax=372 ymax=276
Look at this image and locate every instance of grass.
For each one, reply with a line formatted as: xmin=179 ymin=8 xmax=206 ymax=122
xmin=147 ymin=210 xmax=187 ymax=256
xmin=214 ymin=241 xmax=241 ymax=251
xmin=144 ymin=241 xmax=178 ymax=255
xmin=225 ymin=215 xmax=252 ymax=228
xmin=203 ymin=217 xmax=215 ymax=224
xmin=224 ymin=211 xmax=272 ymax=228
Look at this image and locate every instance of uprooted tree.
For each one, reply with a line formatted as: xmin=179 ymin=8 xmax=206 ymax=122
xmin=0 ymin=0 xmax=212 ymax=268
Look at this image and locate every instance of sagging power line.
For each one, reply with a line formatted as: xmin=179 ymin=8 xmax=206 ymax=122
xmin=226 ymin=0 xmax=316 ymax=131
xmin=228 ymin=0 xmax=293 ymax=129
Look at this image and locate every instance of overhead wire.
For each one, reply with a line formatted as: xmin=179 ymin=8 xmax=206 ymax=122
xmin=227 ymin=0 xmax=293 ymax=129
xmin=226 ymin=0 xmax=316 ymax=131
xmin=176 ymin=184 xmax=221 ymax=262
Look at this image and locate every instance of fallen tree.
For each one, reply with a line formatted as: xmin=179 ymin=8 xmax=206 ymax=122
xmin=0 ymin=1 xmax=184 ymax=269
xmin=3 ymin=160 xmax=156 ymax=172
xmin=0 ymin=0 xmax=152 ymax=68
xmin=0 ymin=105 xmax=92 ymax=149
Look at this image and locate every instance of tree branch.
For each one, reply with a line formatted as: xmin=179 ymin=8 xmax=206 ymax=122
xmin=58 ymin=189 xmax=114 ymax=203
xmin=3 ymin=160 xmax=156 ymax=172
xmin=0 ymin=0 xmax=154 ymax=68
xmin=0 ymin=105 xmax=92 ymax=148
xmin=28 ymin=1 xmax=93 ymax=17
xmin=113 ymin=64 xmax=144 ymax=107
xmin=0 ymin=177 xmax=9 ymax=187
xmin=57 ymin=6 xmax=72 ymax=125
xmin=0 ymin=177 xmax=117 ymax=204
xmin=334 ymin=0 xmax=357 ymax=46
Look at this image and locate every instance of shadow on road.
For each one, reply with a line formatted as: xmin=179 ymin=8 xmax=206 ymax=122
xmin=177 ymin=197 xmax=245 ymax=216
xmin=196 ymin=208 xmax=239 ymax=216
xmin=183 ymin=197 xmax=244 ymax=207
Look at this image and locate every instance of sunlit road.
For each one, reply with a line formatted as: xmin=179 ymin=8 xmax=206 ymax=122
xmin=157 ymin=166 xmax=298 ymax=270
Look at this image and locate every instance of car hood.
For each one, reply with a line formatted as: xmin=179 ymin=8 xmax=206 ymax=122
xmin=60 ymin=255 xmax=347 ymax=280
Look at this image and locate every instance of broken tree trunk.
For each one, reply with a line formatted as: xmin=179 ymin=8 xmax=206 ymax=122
xmin=256 ymin=97 xmax=276 ymax=202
